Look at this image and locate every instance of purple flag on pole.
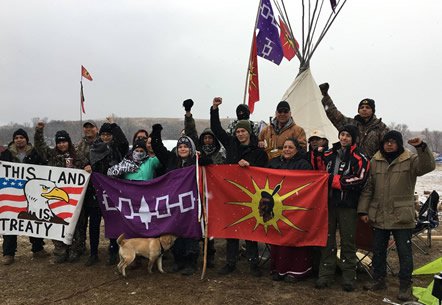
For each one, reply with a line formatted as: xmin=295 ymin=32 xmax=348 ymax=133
xmin=256 ymin=0 xmax=284 ymax=65
xmin=91 ymin=166 xmax=202 ymax=239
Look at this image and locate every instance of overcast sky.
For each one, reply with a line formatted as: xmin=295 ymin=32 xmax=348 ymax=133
xmin=1 ymin=0 xmax=441 ymax=131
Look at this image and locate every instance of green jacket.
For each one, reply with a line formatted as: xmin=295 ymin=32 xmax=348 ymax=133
xmin=358 ymin=144 xmax=435 ymax=229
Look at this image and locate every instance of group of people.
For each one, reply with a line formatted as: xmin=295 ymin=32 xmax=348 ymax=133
xmin=1 ymin=83 xmax=436 ymax=302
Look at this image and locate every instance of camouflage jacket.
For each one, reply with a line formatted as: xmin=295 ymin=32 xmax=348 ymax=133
xmin=76 ymin=135 xmax=99 ymax=164
xmin=34 ymin=127 xmax=87 ymax=169
xmin=322 ymin=95 xmax=388 ymax=159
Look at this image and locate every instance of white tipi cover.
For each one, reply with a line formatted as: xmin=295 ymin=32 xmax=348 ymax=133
xmin=282 ymin=67 xmax=338 ymax=142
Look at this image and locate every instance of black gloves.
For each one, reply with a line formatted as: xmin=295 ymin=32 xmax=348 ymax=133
xmin=183 ymin=99 xmax=194 ymax=112
xmin=319 ymin=83 xmax=329 ymax=97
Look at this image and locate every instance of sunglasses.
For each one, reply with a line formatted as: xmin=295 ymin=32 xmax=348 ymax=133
xmin=277 ymin=108 xmax=289 ymax=114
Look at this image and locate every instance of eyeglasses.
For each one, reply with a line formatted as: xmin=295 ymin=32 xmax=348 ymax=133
xmin=385 ymin=139 xmax=397 ymax=145
xmin=277 ymin=109 xmax=289 ymax=114
xmin=136 ymin=136 xmax=148 ymax=140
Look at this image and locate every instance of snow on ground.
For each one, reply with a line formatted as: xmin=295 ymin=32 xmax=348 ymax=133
xmin=416 ymin=164 xmax=442 ymax=199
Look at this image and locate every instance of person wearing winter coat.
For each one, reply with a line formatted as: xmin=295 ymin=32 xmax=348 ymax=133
xmin=210 ymin=96 xmax=268 ymax=277
xmin=89 ymin=118 xmax=129 ymax=265
xmin=75 ymin=120 xmax=101 ymax=266
xmin=358 ymin=131 xmax=435 ymax=302
xmin=315 ymin=124 xmax=370 ymax=292
xmin=183 ymin=99 xmax=225 ymax=268
xmin=258 ymin=101 xmax=307 ymax=159
xmin=1 ymin=128 xmax=48 ymax=266
xmin=319 ymin=83 xmax=388 ymax=159
xmin=107 ymin=138 xmax=161 ymax=181
xmin=34 ymin=122 xmax=88 ymax=264
xmin=150 ymin=123 xmax=200 ymax=276
xmin=306 ymin=129 xmax=329 ymax=170
xmin=267 ymin=138 xmax=314 ymax=282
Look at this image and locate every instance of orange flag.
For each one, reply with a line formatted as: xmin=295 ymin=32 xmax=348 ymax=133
xmin=248 ymin=35 xmax=259 ymax=114
xmin=279 ymin=17 xmax=299 ymax=61
xmin=81 ymin=65 xmax=93 ymax=81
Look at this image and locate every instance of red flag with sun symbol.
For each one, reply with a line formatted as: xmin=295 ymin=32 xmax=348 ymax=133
xmin=203 ymin=165 xmax=329 ymax=247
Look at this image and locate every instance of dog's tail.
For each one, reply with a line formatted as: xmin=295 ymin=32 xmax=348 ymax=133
xmin=117 ymin=233 xmax=126 ymax=246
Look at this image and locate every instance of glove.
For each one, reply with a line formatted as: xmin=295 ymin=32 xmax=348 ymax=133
xmin=152 ymin=124 xmax=163 ymax=133
xmin=319 ymin=83 xmax=329 ymax=96
xmin=183 ymin=99 xmax=194 ymax=112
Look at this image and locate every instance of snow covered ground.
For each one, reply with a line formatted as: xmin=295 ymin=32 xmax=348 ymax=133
xmin=416 ymin=164 xmax=442 ymax=199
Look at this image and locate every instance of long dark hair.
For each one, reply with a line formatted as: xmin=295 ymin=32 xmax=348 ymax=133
xmin=132 ymin=129 xmax=149 ymax=145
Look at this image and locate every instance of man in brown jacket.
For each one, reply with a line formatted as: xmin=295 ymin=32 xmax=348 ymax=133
xmin=258 ymin=101 xmax=307 ymax=159
xmin=319 ymin=83 xmax=388 ymax=159
xmin=358 ymin=130 xmax=435 ymax=301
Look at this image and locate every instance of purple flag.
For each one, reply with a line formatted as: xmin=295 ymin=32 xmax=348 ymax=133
xmin=256 ymin=0 xmax=284 ymax=65
xmin=91 ymin=166 xmax=202 ymax=239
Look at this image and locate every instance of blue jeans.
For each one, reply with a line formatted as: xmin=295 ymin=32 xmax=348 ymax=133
xmin=372 ymin=228 xmax=413 ymax=283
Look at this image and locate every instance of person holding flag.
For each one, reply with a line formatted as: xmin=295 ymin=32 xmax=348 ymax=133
xmin=1 ymin=129 xmax=49 ymax=265
xmin=210 ymin=96 xmax=268 ymax=277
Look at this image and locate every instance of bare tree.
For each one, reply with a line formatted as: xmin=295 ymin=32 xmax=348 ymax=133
xmin=430 ymin=130 xmax=441 ymax=153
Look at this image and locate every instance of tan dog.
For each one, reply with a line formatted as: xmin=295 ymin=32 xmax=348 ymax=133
xmin=116 ymin=234 xmax=176 ymax=277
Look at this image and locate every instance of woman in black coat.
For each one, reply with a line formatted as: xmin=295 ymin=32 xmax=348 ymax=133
xmin=150 ymin=123 xmax=200 ymax=276
xmin=267 ymin=138 xmax=314 ymax=283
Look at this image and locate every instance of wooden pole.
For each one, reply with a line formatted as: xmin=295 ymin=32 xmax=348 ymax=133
xmin=200 ymin=167 xmax=209 ymax=280
xmin=242 ymin=0 xmax=263 ymax=105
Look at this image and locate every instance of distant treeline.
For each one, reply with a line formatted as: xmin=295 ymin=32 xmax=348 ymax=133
xmin=0 ymin=117 xmax=233 ymax=147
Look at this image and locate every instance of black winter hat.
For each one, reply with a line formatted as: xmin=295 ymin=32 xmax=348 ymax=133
xmin=382 ymin=130 xmax=404 ymax=147
xmin=276 ymin=101 xmax=291 ymax=111
xmin=236 ymin=104 xmax=250 ymax=120
xmin=132 ymin=139 xmax=147 ymax=152
xmin=358 ymin=98 xmax=375 ymax=113
xmin=13 ymin=128 xmax=29 ymax=143
xmin=55 ymin=130 xmax=71 ymax=144
xmin=99 ymin=123 xmax=113 ymax=135
xmin=339 ymin=124 xmax=358 ymax=145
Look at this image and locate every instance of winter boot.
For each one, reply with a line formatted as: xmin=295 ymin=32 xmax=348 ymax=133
xmin=172 ymin=256 xmax=186 ymax=273
xmin=207 ymin=254 xmax=215 ymax=268
xmin=397 ymin=280 xmax=413 ymax=302
xmin=218 ymin=263 xmax=236 ymax=275
xmin=249 ymin=262 xmax=262 ymax=277
xmin=363 ymin=278 xmax=387 ymax=291
xmin=181 ymin=255 xmax=197 ymax=276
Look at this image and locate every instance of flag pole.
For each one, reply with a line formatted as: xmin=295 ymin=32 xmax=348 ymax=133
xmin=80 ymin=78 xmax=83 ymax=129
xmin=242 ymin=0 xmax=262 ymax=105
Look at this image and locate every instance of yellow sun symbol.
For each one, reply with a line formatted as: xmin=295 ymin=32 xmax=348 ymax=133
xmin=225 ymin=176 xmax=312 ymax=234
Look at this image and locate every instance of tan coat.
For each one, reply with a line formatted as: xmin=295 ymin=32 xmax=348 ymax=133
xmin=358 ymin=145 xmax=435 ymax=229
xmin=258 ymin=118 xmax=306 ymax=159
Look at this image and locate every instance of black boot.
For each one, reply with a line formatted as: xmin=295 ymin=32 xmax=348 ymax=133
xmin=207 ymin=254 xmax=215 ymax=268
xmin=181 ymin=255 xmax=197 ymax=276
xmin=172 ymin=257 xmax=186 ymax=273
xmin=363 ymin=278 xmax=387 ymax=291
xmin=397 ymin=280 xmax=413 ymax=302
xmin=249 ymin=262 xmax=262 ymax=277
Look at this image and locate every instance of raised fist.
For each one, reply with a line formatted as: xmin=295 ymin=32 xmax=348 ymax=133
xmin=319 ymin=83 xmax=330 ymax=96
xmin=36 ymin=121 xmax=45 ymax=129
xmin=183 ymin=99 xmax=194 ymax=112
xmin=212 ymin=97 xmax=222 ymax=108
xmin=152 ymin=124 xmax=163 ymax=133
